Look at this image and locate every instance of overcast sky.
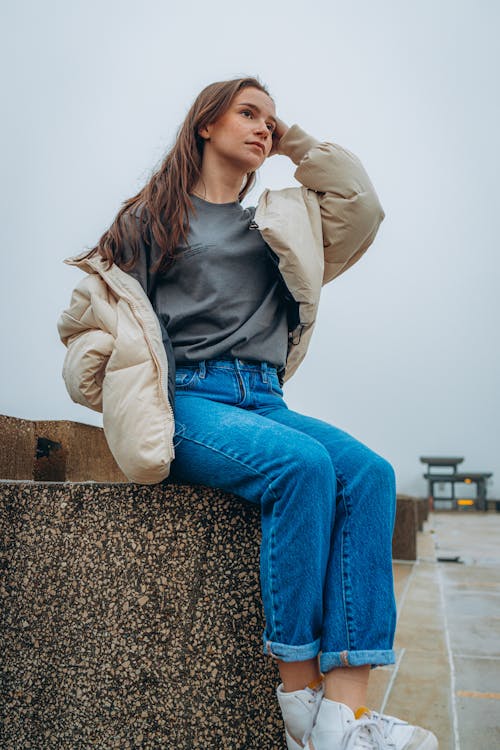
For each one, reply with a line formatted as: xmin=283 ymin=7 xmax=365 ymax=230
xmin=2 ymin=0 xmax=499 ymax=498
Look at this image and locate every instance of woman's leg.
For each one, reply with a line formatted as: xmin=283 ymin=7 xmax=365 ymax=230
xmin=256 ymin=371 xmax=397 ymax=708
xmin=169 ymin=361 xmax=338 ymax=663
xmin=259 ymin=392 xmax=397 ymax=673
xmin=170 ymin=361 xmax=436 ymax=749
xmin=171 ymin=361 xmax=396 ymax=675
xmin=246 ymin=371 xmax=440 ymax=750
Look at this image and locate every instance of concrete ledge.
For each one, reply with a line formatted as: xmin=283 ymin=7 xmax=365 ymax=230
xmin=1 ymin=414 xmax=429 ymax=563
xmin=398 ymin=494 xmax=430 ymax=532
xmin=0 ymin=415 xmax=127 ymax=483
xmin=0 ymin=415 xmax=36 ymax=480
xmin=416 ymin=497 xmax=429 ymax=531
xmin=34 ymin=420 xmax=127 ymax=483
xmin=0 ymin=480 xmax=282 ymax=749
xmin=393 ymin=496 xmax=418 ymax=561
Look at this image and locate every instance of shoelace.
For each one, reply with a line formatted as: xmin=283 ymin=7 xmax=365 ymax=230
xmin=342 ymin=719 xmax=392 ymax=750
xmin=341 ymin=720 xmax=380 ymax=750
xmin=300 ymin=683 xmax=325 ymax=745
xmin=341 ymin=713 xmax=398 ymax=750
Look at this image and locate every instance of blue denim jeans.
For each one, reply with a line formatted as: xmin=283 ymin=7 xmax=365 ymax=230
xmin=169 ymin=359 xmax=397 ymax=673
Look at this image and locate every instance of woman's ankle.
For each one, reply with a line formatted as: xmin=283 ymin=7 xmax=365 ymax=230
xmin=323 ymin=665 xmax=370 ymax=712
xmin=278 ymin=657 xmax=322 ymax=692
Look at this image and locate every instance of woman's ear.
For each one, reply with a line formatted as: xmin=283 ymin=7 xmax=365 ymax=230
xmin=198 ymin=124 xmax=211 ymax=140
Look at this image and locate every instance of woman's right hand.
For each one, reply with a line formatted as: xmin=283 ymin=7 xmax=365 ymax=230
xmin=269 ymin=117 xmax=289 ymax=156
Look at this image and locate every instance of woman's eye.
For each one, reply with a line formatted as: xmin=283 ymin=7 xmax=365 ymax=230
xmin=266 ymin=123 xmax=275 ymax=133
xmin=241 ymin=109 xmax=253 ymax=118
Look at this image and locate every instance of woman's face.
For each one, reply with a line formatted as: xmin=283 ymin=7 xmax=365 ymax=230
xmin=199 ymin=87 xmax=277 ymax=172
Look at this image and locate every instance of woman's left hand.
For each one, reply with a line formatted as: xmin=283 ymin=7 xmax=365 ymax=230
xmin=269 ymin=117 xmax=289 ymax=156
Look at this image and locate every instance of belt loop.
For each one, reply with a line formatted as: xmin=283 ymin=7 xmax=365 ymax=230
xmin=261 ymin=361 xmax=268 ymax=383
xmin=198 ymin=360 xmax=206 ymax=379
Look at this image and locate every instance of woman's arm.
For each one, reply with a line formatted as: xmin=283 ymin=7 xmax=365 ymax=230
xmin=275 ymin=124 xmax=385 ymax=284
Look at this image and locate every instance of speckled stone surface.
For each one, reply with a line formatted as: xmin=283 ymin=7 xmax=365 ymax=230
xmin=0 ymin=480 xmax=283 ymax=749
xmin=0 ymin=415 xmax=36 ymax=480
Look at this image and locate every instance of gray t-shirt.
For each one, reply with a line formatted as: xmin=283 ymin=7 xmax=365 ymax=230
xmin=125 ymin=196 xmax=289 ymax=369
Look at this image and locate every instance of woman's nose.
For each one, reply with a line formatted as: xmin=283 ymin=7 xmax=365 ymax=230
xmin=253 ymin=118 xmax=269 ymax=135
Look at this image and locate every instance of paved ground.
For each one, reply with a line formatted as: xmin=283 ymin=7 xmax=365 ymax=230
xmin=366 ymin=511 xmax=500 ymax=749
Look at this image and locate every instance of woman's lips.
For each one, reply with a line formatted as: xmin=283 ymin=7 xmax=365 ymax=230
xmin=247 ymin=142 xmax=266 ymax=155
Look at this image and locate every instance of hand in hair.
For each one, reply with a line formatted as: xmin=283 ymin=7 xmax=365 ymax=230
xmin=269 ymin=116 xmax=289 ymax=157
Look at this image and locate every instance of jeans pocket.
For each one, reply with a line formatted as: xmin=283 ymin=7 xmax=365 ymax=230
xmin=175 ymin=369 xmax=199 ymax=390
xmin=268 ymin=371 xmax=284 ymax=397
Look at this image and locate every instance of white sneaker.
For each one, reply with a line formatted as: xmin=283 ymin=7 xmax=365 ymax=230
xmin=277 ymin=680 xmax=324 ymax=749
xmin=305 ymin=701 xmax=439 ymax=750
xmin=304 ymin=698 xmax=357 ymax=749
xmin=345 ymin=707 xmax=439 ymax=749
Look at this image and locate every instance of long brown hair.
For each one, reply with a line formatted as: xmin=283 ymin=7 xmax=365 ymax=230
xmin=85 ymin=76 xmax=271 ymax=274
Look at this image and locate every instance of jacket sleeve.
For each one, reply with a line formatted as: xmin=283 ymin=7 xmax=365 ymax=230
xmin=278 ymin=125 xmax=385 ymax=284
xmin=58 ymin=268 xmax=175 ymax=484
xmin=57 ymin=275 xmax=116 ymax=413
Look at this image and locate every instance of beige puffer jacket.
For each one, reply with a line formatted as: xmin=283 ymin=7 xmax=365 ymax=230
xmin=57 ymin=125 xmax=385 ymax=484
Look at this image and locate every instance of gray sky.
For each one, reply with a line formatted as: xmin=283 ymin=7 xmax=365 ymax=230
xmin=2 ymin=0 xmax=499 ymax=497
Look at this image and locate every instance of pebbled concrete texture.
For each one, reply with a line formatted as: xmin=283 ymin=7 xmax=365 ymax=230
xmin=1 ymin=480 xmax=282 ymax=749
xmin=0 ymin=479 xmax=424 ymax=749
xmin=3 ymin=477 xmax=497 ymax=749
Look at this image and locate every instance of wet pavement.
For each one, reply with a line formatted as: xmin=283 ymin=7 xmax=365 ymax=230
xmin=366 ymin=511 xmax=500 ymax=749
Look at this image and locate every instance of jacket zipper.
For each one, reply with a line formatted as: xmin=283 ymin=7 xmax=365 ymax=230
xmin=88 ymin=261 xmax=175 ymax=459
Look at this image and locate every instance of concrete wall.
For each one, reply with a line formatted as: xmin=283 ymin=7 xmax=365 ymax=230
xmin=1 ymin=479 xmax=282 ymax=749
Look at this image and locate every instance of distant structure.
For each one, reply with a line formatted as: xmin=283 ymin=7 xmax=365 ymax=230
xmin=420 ymin=456 xmax=493 ymax=511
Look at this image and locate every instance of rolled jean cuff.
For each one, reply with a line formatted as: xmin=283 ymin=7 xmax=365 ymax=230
xmin=320 ymin=649 xmax=396 ymax=673
xmin=263 ymin=635 xmax=321 ymax=662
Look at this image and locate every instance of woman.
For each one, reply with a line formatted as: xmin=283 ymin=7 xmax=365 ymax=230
xmin=58 ymin=77 xmax=437 ymax=749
